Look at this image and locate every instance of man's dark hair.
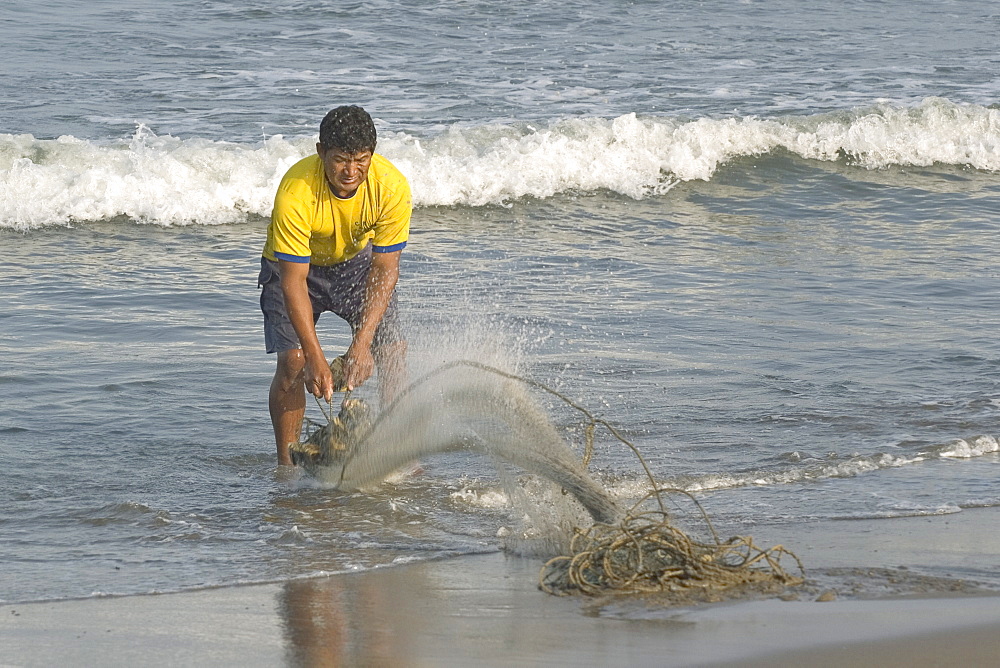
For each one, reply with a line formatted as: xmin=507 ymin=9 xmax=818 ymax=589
xmin=319 ymin=106 xmax=377 ymax=153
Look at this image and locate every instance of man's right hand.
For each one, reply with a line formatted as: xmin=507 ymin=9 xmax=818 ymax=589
xmin=304 ymin=354 xmax=334 ymax=402
xmin=278 ymin=259 xmax=334 ymax=402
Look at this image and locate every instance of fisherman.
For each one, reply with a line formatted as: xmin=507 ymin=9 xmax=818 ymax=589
xmin=258 ymin=105 xmax=411 ymax=465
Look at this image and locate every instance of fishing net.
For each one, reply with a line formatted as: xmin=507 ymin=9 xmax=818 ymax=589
xmin=290 ymin=355 xmax=373 ymax=474
xmin=293 ymin=359 xmax=804 ymax=598
xmin=538 ymin=488 xmax=804 ymax=597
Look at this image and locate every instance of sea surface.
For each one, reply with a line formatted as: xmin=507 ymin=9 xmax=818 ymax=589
xmin=2 ymin=0 xmax=999 ymax=604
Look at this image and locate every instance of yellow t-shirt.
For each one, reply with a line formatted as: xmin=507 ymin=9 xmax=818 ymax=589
xmin=263 ymin=153 xmax=411 ymax=266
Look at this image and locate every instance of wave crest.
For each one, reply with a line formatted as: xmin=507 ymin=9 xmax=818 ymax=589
xmin=2 ymin=98 xmax=997 ymax=229
xmin=0 ymin=125 xmax=304 ymax=230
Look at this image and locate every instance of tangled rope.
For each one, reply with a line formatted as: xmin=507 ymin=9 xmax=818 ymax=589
xmin=539 ymin=488 xmax=804 ymax=596
xmin=300 ymin=359 xmax=804 ymax=597
xmin=417 ymin=363 xmax=805 ymax=597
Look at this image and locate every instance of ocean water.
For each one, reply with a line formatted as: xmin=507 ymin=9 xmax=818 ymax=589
xmin=2 ymin=0 xmax=1000 ymax=603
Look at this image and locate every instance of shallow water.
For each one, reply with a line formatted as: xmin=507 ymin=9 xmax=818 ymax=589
xmin=2 ymin=0 xmax=1000 ymax=603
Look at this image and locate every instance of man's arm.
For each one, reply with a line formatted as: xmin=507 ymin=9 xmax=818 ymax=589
xmin=344 ymin=250 xmax=401 ymax=390
xmin=278 ymin=259 xmax=333 ymax=401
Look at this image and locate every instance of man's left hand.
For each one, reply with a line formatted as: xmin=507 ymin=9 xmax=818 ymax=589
xmin=344 ymin=342 xmax=375 ymax=391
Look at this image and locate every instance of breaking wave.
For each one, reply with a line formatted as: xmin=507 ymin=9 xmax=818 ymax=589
xmin=2 ymin=97 xmax=997 ymax=230
xmin=452 ymin=434 xmax=1000 ymax=519
xmin=660 ymin=434 xmax=1000 ymax=495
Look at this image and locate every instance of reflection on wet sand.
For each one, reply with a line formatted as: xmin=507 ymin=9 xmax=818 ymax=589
xmin=279 ymin=567 xmax=422 ymax=667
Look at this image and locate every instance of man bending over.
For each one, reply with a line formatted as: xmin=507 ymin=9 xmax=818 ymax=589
xmin=258 ymin=105 xmax=411 ymax=465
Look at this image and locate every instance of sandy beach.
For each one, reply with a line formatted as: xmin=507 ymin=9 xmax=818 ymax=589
xmin=3 ymin=506 xmax=999 ymax=667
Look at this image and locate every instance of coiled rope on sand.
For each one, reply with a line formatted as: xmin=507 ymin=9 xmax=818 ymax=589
xmin=538 ymin=488 xmax=804 ymax=596
xmin=305 ymin=360 xmax=804 ymax=597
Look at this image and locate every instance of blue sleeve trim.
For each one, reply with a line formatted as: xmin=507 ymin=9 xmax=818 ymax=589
xmin=274 ymin=252 xmax=311 ymax=263
xmin=372 ymin=241 xmax=407 ymax=253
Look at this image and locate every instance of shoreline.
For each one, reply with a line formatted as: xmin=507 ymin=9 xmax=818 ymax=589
xmin=3 ymin=508 xmax=1000 ymax=666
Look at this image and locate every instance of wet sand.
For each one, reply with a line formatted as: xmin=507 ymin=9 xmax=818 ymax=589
xmin=3 ymin=507 xmax=999 ymax=666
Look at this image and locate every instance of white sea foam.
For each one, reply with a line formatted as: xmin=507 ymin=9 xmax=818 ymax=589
xmin=442 ymin=430 xmax=1000 ymax=513
xmin=834 ymin=504 xmax=964 ymax=520
xmin=450 ymin=486 xmax=511 ymax=509
xmin=933 ymin=434 xmax=1000 ymax=458
xmin=593 ymin=433 xmax=1000 ymax=499
xmin=2 ymin=98 xmax=997 ymax=230
xmin=451 ymin=433 xmax=1000 ymax=520
xmin=0 ymin=126 xmax=305 ymax=230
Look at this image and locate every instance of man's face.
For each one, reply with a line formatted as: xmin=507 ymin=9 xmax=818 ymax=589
xmin=317 ymin=144 xmax=373 ymax=198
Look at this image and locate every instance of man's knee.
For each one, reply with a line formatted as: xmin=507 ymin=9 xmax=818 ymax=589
xmin=273 ymin=349 xmax=306 ymax=391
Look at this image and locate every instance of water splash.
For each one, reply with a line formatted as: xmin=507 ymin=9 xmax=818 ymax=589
xmin=307 ymin=363 xmax=621 ymax=526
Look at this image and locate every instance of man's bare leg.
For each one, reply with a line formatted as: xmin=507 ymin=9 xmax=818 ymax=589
xmin=270 ymin=349 xmax=306 ymax=466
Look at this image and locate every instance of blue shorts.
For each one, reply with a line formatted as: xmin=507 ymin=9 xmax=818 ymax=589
xmin=258 ymin=245 xmax=403 ymax=354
